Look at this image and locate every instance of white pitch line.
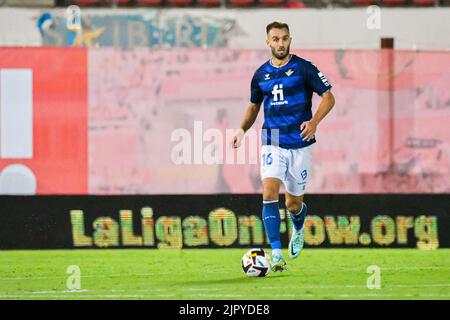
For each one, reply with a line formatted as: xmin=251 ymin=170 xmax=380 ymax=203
xmin=0 ymin=272 xmax=173 ymax=281
xmin=0 ymin=294 xmax=175 ymax=299
xmin=1 ymin=266 xmax=448 ymax=281
xmin=0 ymin=270 xmax=233 ymax=281
xmin=359 ymin=266 xmax=448 ymax=270
xmin=260 ymin=283 xmax=450 ymax=289
xmin=0 ymin=283 xmax=448 ymax=296
xmin=31 ymin=289 xmax=89 ymax=294
xmin=0 ymin=288 xmax=223 ymax=295
xmin=0 ymin=295 xmax=147 ymax=299
xmin=0 ymin=293 xmax=449 ymax=299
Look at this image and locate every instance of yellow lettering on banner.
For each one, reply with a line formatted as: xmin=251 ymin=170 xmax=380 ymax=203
xmin=238 ymin=215 xmax=264 ymax=245
xmin=183 ymin=216 xmax=209 ymax=247
xmin=415 ymin=216 xmax=439 ymax=250
xmin=93 ymin=217 xmax=119 ymax=248
xmin=120 ymin=210 xmax=142 ymax=246
xmin=304 ymin=215 xmax=325 ymax=246
xmin=325 ymin=216 xmax=360 ymax=245
xmin=70 ymin=210 xmax=93 ymax=247
xmin=155 ymin=217 xmax=182 ymax=249
xmin=286 ymin=211 xmax=293 ymax=240
xmin=371 ymin=215 xmax=395 ymax=246
xmin=208 ymin=208 xmax=237 ymax=246
xmin=396 ymin=216 xmax=414 ymax=245
xmin=279 ymin=209 xmax=287 ymax=234
xmin=141 ymin=207 xmax=155 ymax=246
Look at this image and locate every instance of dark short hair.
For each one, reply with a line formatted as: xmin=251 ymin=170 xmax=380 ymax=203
xmin=266 ymin=21 xmax=290 ymax=35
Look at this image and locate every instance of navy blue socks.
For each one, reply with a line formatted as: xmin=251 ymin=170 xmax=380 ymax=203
xmin=262 ymin=200 xmax=281 ymax=251
xmin=289 ymin=202 xmax=307 ymax=231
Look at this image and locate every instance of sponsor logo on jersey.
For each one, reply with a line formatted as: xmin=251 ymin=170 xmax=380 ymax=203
xmin=318 ymin=72 xmax=330 ymax=86
xmin=301 ymin=170 xmax=308 ymax=180
xmin=271 ymin=84 xmax=288 ymax=106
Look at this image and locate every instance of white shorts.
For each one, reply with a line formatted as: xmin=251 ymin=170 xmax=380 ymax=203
xmin=260 ymin=144 xmax=313 ymax=196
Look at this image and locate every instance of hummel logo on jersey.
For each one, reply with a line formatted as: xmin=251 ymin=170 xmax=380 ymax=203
xmin=285 ymin=69 xmax=294 ymax=77
xmin=318 ymin=72 xmax=330 ymax=86
xmin=264 ymin=74 xmax=271 ymax=80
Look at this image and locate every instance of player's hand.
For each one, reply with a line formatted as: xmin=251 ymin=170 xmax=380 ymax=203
xmin=231 ymin=129 xmax=245 ymax=148
xmin=300 ymin=120 xmax=318 ymax=142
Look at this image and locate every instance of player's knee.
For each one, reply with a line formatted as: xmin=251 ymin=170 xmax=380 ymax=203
xmin=285 ymin=199 xmax=301 ymax=213
xmin=262 ymin=186 xmax=278 ymax=201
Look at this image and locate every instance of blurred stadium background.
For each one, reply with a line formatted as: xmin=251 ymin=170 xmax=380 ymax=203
xmin=0 ymin=0 xmax=449 ymax=300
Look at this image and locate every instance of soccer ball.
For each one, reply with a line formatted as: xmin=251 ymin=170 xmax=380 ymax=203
xmin=241 ymin=248 xmax=271 ymax=277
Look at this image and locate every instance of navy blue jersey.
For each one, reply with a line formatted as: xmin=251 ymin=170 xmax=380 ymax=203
xmin=250 ymin=54 xmax=332 ymax=149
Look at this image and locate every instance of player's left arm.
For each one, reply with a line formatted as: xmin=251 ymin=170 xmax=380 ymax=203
xmin=300 ymin=90 xmax=335 ymax=141
xmin=300 ymin=62 xmax=335 ymax=142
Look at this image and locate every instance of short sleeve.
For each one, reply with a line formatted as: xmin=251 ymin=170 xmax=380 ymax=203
xmin=250 ymin=72 xmax=263 ymax=104
xmin=305 ymin=61 xmax=332 ymax=96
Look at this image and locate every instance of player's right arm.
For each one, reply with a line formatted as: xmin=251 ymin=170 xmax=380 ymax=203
xmin=231 ymin=102 xmax=262 ymax=149
xmin=232 ymin=72 xmax=264 ymax=149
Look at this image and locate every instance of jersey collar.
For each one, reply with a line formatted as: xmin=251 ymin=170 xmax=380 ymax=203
xmin=269 ymin=54 xmax=293 ymax=69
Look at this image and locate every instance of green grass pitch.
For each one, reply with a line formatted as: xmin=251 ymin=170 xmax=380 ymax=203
xmin=0 ymin=249 xmax=449 ymax=300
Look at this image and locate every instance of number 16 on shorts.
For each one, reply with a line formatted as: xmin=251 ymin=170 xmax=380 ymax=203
xmin=262 ymin=153 xmax=273 ymax=166
xmin=260 ymin=146 xmax=283 ymax=180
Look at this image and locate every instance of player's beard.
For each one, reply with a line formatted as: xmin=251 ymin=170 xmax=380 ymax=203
xmin=272 ymin=44 xmax=290 ymax=60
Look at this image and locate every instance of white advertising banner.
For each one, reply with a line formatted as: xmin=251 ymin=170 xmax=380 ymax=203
xmin=0 ymin=7 xmax=449 ymax=50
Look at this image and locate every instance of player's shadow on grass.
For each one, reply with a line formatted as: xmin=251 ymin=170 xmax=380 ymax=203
xmin=179 ymin=274 xmax=289 ymax=287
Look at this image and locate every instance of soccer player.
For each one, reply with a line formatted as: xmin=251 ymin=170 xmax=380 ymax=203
xmin=231 ymin=21 xmax=335 ymax=272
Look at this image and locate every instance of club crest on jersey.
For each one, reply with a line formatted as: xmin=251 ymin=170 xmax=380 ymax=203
xmin=264 ymin=74 xmax=271 ymax=80
xmin=285 ymin=69 xmax=294 ymax=77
